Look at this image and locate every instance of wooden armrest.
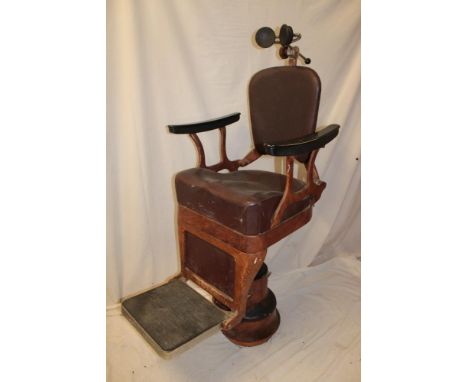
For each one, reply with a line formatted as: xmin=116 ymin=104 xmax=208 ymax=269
xmin=256 ymin=124 xmax=340 ymax=156
xmin=168 ymin=113 xmax=241 ymax=134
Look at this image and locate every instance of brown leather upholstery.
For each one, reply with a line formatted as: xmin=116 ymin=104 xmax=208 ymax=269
xmin=249 ymin=66 xmax=321 ymax=146
xmin=175 ymin=168 xmax=311 ymax=235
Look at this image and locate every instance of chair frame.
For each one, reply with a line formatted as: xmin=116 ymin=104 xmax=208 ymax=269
xmin=168 ymin=114 xmax=339 ymax=329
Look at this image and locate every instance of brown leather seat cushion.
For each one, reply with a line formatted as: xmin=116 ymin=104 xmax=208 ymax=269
xmin=175 ymin=168 xmax=311 ymax=235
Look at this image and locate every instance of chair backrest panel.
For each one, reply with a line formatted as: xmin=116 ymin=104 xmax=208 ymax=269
xmin=249 ymin=66 xmax=321 ymax=146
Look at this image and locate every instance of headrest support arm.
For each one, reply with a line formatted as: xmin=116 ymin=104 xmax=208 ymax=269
xmin=254 ymin=24 xmax=311 ymax=66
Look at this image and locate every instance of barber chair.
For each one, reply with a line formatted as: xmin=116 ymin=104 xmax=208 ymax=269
xmin=122 ymin=25 xmax=340 ymax=357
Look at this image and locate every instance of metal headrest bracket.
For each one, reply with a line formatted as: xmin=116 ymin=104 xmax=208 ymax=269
xmin=254 ymin=24 xmax=311 ymax=66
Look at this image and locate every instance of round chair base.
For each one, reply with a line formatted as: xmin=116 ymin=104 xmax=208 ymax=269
xmin=222 ymin=309 xmax=280 ymax=347
xmin=214 ymin=263 xmax=280 ymax=347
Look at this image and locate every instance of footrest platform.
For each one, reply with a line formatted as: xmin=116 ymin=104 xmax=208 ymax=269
xmin=122 ymin=279 xmax=228 ymax=356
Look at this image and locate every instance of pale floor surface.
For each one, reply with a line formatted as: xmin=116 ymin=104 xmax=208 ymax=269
xmin=107 ymin=256 xmax=360 ymax=382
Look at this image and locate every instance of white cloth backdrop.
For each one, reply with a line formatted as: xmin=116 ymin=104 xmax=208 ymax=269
xmin=107 ymin=1 xmax=360 ymax=379
xmin=107 ymin=0 xmax=360 ymax=305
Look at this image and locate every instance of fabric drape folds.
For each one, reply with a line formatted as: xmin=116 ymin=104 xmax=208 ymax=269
xmin=107 ymin=0 xmax=360 ymax=305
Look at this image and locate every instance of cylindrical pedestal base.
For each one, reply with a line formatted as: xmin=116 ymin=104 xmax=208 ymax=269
xmin=221 ymin=306 xmax=280 ymax=347
xmin=214 ymin=263 xmax=280 ymax=347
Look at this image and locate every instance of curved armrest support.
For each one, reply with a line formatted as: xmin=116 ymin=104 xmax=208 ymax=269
xmin=256 ymin=124 xmax=340 ymax=156
xmin=271 ymin=149 xmax=327 ymax=228
xmin=168 ymin=112 xmax=241 ymax=134
xmin=168 ymin=112 xmax=260 ymax=172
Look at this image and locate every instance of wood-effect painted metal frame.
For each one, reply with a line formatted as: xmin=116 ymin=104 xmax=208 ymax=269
xmin=169 ymin=120 xmax=334 ymax=330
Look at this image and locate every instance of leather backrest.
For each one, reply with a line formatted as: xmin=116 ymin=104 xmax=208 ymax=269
xmin=249 ymin=66 xmax=321 ymax=146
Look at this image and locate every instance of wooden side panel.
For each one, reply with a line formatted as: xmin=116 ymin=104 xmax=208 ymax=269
xmin=185 ymin=232 xmax=235 ymax=297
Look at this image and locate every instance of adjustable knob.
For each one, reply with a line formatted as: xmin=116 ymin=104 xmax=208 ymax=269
xmin=299 ymin=53 xmax=311 ymax=64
